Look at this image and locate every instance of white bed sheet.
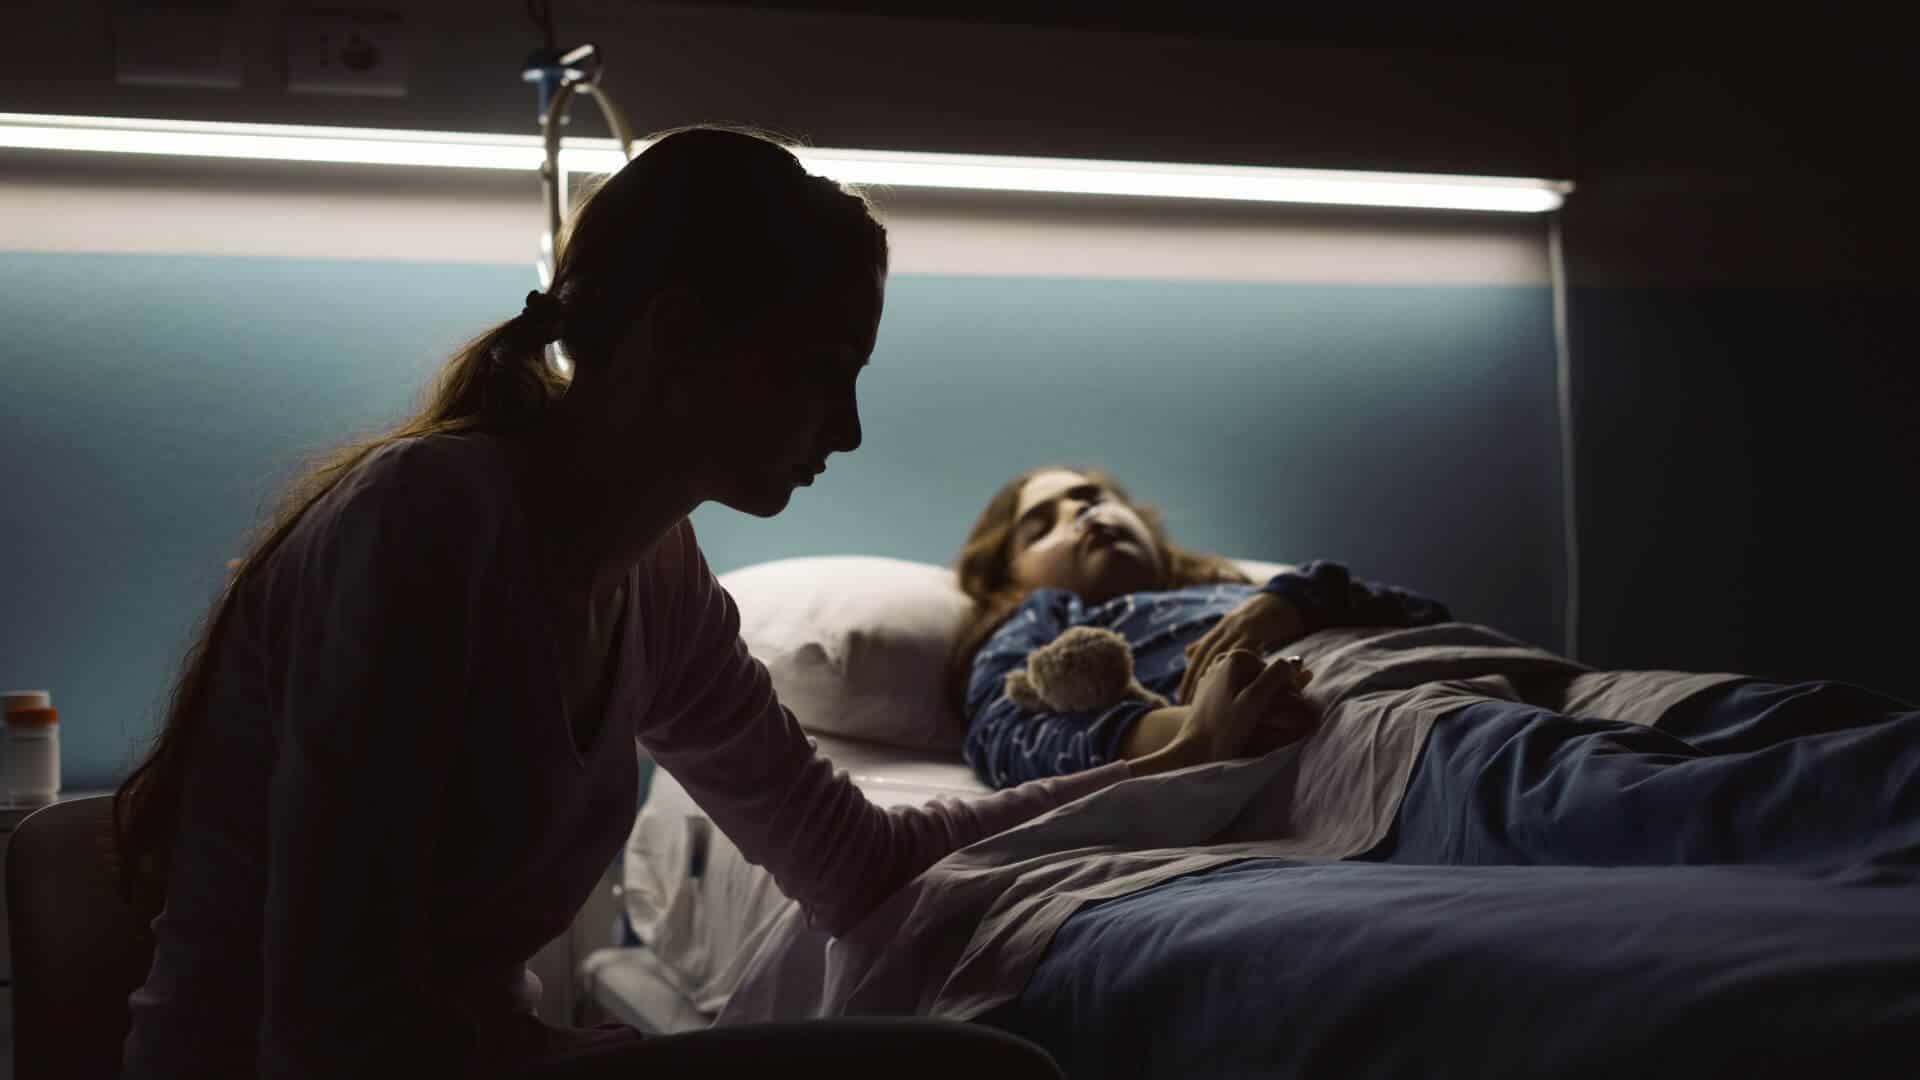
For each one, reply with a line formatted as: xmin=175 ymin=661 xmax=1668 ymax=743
xmin=587 ymin=733 xmax=989 ymax=1030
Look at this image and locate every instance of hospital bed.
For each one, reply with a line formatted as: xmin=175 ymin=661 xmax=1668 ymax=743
xmin=578 ymin=552 xmax=1292 ymax=1035
xmin=583 ymin=731 xmax=991 ymax=1035
xmin=575 ymin=556 xmax=1920 ymax=1076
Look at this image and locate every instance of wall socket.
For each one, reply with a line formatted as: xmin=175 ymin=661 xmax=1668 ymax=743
xmin=113 ymin=12 xmax=246 ymax=89
xmin=284 ymin=12 xmax=408 ymax=97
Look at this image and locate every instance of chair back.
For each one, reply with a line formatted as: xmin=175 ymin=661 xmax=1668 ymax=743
xmin=5 ymin=795 xmax=156 ymax=1080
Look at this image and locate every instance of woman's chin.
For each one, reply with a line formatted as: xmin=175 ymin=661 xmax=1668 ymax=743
xmin=716 ymin=477 xmax=797 ymax=518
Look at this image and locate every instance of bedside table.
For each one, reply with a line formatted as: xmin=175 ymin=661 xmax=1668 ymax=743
xmin=3 ymin=789 xmax=114 ymax=1080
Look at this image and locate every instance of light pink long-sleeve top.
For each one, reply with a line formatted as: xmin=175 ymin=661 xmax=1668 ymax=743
xmin=122 ymin=433 xmax=1129 ymax=1079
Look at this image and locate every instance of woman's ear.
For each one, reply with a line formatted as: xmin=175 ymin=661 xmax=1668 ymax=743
xmin=645 ymin=287 xmax=710 ymax=355
xmin=630 ymin=286 xmax=713 ymax=416
xmin=647 ymin=285 xmax=714 ymax=365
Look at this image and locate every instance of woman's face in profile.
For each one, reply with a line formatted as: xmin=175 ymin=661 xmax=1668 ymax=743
xmin=679 ymin=272 xmax=884 ymax=518
xmin=1007 ymin=469 xmax=1164 ymax=603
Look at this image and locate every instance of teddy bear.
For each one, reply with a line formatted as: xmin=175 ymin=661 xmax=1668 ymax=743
xmin=1003 ymin=625 xmax=1169 ymax=713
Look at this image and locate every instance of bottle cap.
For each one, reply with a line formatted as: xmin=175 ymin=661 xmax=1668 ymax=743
xmin=3 ymin=691 xmax=51 ymax=712
xmin=4 ymin=706 xmax=58 ymax=727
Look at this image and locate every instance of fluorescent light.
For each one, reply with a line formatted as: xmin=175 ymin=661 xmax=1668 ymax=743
xmin=0 ymin=112 xmax=1570 ymax=212
xmin=797 ymin=148 xmax=1568 ymax=213
xmin=0 ymin=113 xmax=555 ymax=171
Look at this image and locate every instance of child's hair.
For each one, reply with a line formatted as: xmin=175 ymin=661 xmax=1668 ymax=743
xmin=944 ymin=466 xmax=1249 ymax=710
xmin=111 ymin=126 xmax=889 ymax=918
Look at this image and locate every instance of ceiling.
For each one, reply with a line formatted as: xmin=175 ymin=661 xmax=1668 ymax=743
xmin=645 ymin=3 xmax=1894 ymax=70
xmin=662 ymin=2 xmax=1584 ymax=60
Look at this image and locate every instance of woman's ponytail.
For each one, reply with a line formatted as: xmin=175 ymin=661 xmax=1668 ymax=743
xmin=430 ymin=291 xmax=571 ymax=434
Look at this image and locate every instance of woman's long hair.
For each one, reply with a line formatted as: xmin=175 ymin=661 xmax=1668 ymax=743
xmin=111 ymin=126 xmax=889 ymax=918
xmin=944 ymin=467 xmax=1249 ymax=710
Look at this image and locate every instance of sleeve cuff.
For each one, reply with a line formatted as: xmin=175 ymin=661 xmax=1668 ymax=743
xmin=1093 ymin=700 xmax=1159 ymax=769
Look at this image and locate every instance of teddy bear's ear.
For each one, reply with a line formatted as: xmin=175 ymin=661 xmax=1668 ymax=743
xmin=1004 ymin=670 xmax=1047 ymax=711
xmin=1131 ymin=681 xmax=1171 ymax=711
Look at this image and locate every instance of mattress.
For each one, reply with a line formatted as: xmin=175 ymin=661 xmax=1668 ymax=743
xmin=584 ymin=733 xmax=988 ymax=1032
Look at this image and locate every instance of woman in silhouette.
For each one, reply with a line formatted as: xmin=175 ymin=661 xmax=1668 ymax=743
xmin=111 ymin=128 xmax=1288 ymax=1080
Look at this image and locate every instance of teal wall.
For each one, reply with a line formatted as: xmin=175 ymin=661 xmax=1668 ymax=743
xmin=0 ymin=253 xmax=1563 ymax=787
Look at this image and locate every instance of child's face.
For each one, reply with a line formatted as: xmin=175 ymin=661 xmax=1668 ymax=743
xmin=1007 ymin=470 xmax=1164 ymax=603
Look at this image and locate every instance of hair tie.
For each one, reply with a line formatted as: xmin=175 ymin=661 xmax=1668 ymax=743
xmin=517 ymin=289 xmax=564 ymax=343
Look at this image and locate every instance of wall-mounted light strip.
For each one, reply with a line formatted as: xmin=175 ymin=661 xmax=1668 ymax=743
xmin=0 ymin=112 xmax=1571 ymax=213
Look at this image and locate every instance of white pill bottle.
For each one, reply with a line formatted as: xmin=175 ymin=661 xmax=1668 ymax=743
xmin=3 ymin=689 xmax=61 ymax=807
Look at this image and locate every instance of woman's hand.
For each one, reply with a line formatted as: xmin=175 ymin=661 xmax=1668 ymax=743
xmin=1177 ymin=593 xmax=1306 ymax=705
xmin=1133 ymin=650 xmax=1316 ymax=776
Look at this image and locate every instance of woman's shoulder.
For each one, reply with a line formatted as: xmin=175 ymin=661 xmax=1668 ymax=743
xmin=333 ymin=432 xmax=510 ymax=518
xmin=281 ymin=432 xmax=516 ymax=568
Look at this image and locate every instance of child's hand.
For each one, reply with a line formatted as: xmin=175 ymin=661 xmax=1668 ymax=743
xmin=1171 ymin=652 xmax=1314 ymax=767
xmin=1244 ymin=671 xmax=1317 ymax=754
xmin=1178 ymin=593 xmax=1306 ymax=705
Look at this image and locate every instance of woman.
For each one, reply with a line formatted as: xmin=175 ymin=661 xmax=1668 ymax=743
xmin=109 ymin=130 xmax=1283 ymax=1080
xmin=951 ymin=465 xmax=1920 ymax=869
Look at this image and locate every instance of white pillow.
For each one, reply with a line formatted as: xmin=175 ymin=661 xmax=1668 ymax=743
xmin=719 ymin=556 xmax=973 ymax=752
xmin=716 ymin=555 xmax=1297 ymax=753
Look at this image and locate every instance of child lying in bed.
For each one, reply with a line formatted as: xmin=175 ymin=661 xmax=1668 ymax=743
xmin=950 ymin=465 xmax=1920 ymax=869
xmin=948 ymin=466 xmax=1452 ymax=787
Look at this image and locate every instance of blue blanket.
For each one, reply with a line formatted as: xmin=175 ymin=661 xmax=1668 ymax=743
xmin=719 ymin=655 xmax=1918 ymax=1051
xmin=992 ymin=857 xmax=1920 ymax=1079
xmin=1372 ymin=679 xmax=1920 ymax=869
xmin=990 ymin=680 xmax=1920 ymax=1078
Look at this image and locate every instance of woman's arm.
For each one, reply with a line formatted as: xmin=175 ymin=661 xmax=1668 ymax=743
xmin=258 ymin=446 xmax=502 ymax=1078
xmin=961 ymin=591 xmax=1171 ymax=787
xmin=637 ymin=525 xmax=1132 ymax=939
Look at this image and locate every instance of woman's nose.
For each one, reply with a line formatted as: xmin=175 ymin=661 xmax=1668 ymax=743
xmin=827 ymin=399 xmax=862 ymax=454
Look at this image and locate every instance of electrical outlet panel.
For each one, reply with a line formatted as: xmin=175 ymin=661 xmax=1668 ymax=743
xmin=284 ymin=12 xmax=409 ymax=97
xmin=113 ymin=12 xmax=245 ymax=89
